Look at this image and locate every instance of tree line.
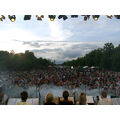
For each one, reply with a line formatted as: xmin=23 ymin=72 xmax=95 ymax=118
xmin=0 ymin=50 xmax=54 ymax=71
xmin=63 ymin=43 xmax=120 ymax=72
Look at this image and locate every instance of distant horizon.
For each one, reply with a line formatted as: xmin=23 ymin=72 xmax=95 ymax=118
xmin=0 ymin=41 xmax=119 ymax=64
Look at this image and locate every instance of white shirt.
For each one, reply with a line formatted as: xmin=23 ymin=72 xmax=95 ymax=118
xmin=98 ymin=98 xmax=112 ymax=105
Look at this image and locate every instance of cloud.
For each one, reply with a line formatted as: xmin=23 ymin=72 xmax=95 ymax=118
xmin=32 ymin=48 xmax=62 ymax=53
xmin=62 ymin=50 xmax=83 ymax=59
xmin=22 ymin=41 xmax=42 ymax=48
xmin=29 ymin=42 xmax=102 ymax=64
xmin=31 ymin=48 xmax=63 ymax=60
xmin=60 ymin=43 xmax=100 ymax=61
xmin=48 ymin=20 xmax=73 ymax=41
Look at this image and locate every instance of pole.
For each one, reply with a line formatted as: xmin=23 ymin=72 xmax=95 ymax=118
xmin=39 ymin=86 xmax=41 ymax=105
xmin=99 ymin=82 xmax=100 ymax=95
xmin=36 ymin=85 xmax=37 ymax=98
xmin=85 ymin=85 xmax=86 ymax=93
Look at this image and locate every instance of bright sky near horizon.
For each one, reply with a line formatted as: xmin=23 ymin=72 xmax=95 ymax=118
xmin=0 ymin=15 xmax=120 ymax=64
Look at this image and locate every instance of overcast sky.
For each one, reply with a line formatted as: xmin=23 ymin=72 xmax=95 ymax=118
xmin=0 ymin=15 xmax=120 ymax=64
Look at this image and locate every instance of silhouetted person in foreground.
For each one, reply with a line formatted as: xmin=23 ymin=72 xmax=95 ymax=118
xmin=44 ymin=93 xmax=56 ymax=105
xmin=78 ymin=92 xmax=87 ymax=105
xmin=17 ymin=91 xmax=30 ymax=105
xmin=59 ymin=91 xmax=73 ymax=105
xmin=98 ymin=90 xmax=112 ymax=105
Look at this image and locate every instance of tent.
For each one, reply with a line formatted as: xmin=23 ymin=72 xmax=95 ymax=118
xmin=83 ymin=66 xmax=88 ymax=69
xmin=91 ymin=66 xmax=95 ymax=69
xmin=76 ymin=67 xmax=84 ymax=72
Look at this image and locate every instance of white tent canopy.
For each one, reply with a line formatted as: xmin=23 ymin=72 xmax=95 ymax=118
xmin=91 ymin=66 xmax=95 ymax=69
xmin=83 ymin=66 xmax=88 ymax=69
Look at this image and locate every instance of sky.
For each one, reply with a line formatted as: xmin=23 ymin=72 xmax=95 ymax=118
xmin=0 ymin=15 xmax=120 ymax=64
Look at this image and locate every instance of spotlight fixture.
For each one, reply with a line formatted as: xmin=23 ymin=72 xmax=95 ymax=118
xmin=48 ymin=15 xmax=56 ymax=21
xmin=8 ymin=15 xmax=16 ymax=22
xmin=86 ymin=15 xmax=90 ymax=19
xmin=84 ymin=16 xmax=87 ymax=21
xmin=0 ymin=15 xmax=5 ymax=21
xmin=71 ymin=15 xmax=78 ymax=18
xmin=107 ymin=15 xmax=113 ymax=19
xmin=36 ymin=15 xmax=44 ymax=20
xmin=24 ymin=15 xmax=31 ymax=20
xmin=58 ymin=15 xmax=68 ymax=20
xmin=114 ymin=15 xmax=120 ymax=19
xmin=82 ymin=15 xmax=90 ymax=21
xmin=92 ymin=15 xmax=100 ymax=21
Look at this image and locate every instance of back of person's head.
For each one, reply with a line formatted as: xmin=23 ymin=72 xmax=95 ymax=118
xmin=63 ymin=91 xmax=69 ymax=100
xmin=21 ymin=91 xmax=28 ymax=102
xmin=79 ymin=92 xmax=87 ymax=105
xmin=45 ymin=92 xmax=54 ymax=103
xmin=101 ymin=91 xmax=107 ymax=98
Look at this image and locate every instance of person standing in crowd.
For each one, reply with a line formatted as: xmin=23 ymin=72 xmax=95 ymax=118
xmin=78 ymin=92 xmax=87 ymax=105
xmin=98 ymin=90 xmax=112 ymax=105
xmin=59 ymin=91 xmax=73 ymax=105
xmin=17 ymin=91 xmax=30 ymax=105
xmin=44 ymin=92 xmax=56 ymax=105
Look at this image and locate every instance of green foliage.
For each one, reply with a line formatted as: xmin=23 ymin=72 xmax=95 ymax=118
xmin=0 ymin=50 xmax=54 ymax=71
xmin=63 ymin=43 xmax=120 ymax=72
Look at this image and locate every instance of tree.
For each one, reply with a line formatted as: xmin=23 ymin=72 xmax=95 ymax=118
xmin=100 ymin=43 xmax=114 ymax=70
xmin=0 ymin=50 xmax=54 ymax=71
xmin=63 ymin=43 xmax=120 ymax=72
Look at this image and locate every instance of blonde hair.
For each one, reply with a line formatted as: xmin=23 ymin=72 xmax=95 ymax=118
xmin=79 ymin=92 xmax=87 ymax=105
xmin=45 ymin=92 xmax=54 ymax=103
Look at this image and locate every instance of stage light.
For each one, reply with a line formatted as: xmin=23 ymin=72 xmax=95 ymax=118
xmin=114 ymin=15 xmax=120 ymax=19
xmin=86 ymin=15 xmax=90 ymax=19
xmin=58 ymin=15 xmax=68 ymax=20
xmin=0 ymin=15 xmax=5 ymax=21
xmin=8 ymin=15 xmax=16 ymax=22
xmin=48 ymin=15 xmax=56 ymax=21
xmin=107 ymin=15 xmax=113 ymax=19
xmin=36 ymin=15 xmax=44 ymax=20
xmin=92 ymin=15 xmax=100 ymax=21
xmin=84 ymin=16 xmax=87 ymax=21
xmin=71 ymin=15 xmax=78 ymax=18
xmin=82 ymin=15 xmax=90 ymax=21
xmin=24 ymin=15 xmax=31 ymax=20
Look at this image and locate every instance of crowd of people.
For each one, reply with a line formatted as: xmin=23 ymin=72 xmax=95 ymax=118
xmin=0 ymin=67 xmax=120 ymax=105
xmin=4 ymin=67 xmax=120 ymax=97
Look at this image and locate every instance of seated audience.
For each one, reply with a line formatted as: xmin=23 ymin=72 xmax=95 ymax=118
xmin=78 ymin=92 xmax=87 ymax=105
xmin=44 ymin=92 xmax=56 ymax=105
xmin=17 ymin=91 xmax=30 ymax=105
xmin=98 ymin=90 xmax=112 ymax=105
xmin=59 ymin=91 xmax=73 ymax=105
